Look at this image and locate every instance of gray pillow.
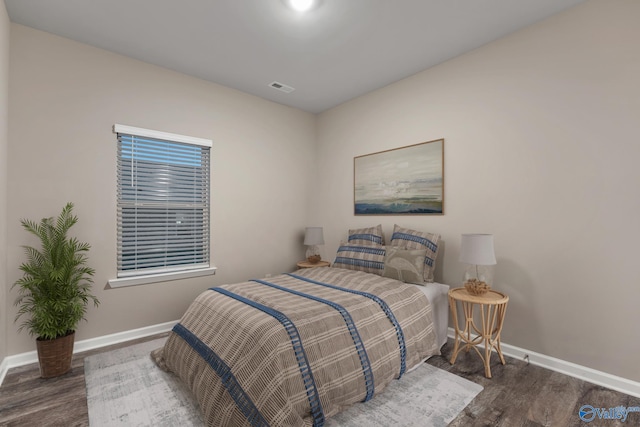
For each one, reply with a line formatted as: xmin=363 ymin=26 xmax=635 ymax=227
xmin=382 ymin=246 xmax=427 ymax=284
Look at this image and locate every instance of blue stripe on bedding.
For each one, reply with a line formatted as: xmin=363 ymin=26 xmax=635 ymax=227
xmin=210 ymin=287 xmax=325 ymax=427
xmin=338 ymin=244 xmax=386 ymax=255
xmin=251 ymin=279 xmax=375 ymax=402
xmin=286 ymin=273 xmax=408 ymax=378
xmin=333 ymin=257 xmax=385 ymax=271
xmin=391 ymin=232 xmax=438 ymax=252
xmin=172 ymin=323 xmax=270 ymax=427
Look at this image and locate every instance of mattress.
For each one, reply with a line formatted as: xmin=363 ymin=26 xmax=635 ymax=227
xmin=409 ymin=282 xmax=449 ymax=348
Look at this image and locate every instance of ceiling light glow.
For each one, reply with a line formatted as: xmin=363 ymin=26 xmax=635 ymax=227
xmin=289 ymin=0 xmax=315 ymax=12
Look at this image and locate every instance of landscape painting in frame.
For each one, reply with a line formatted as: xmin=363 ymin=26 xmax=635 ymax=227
xmin=354 ymin=139 xmax=444 ymax=215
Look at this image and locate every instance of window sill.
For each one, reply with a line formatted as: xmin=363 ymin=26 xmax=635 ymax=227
xmin=107 ymin=267 xmax=217 ymax=288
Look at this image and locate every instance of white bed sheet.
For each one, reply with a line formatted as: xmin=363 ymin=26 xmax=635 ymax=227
xmin=409 ymin=282 xmax=449 ymax=349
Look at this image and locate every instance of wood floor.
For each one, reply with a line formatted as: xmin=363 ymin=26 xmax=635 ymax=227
xmin=0 ymin=334 xmax=638 ymax=426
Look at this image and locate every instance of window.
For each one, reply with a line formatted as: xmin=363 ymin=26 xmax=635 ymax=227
xmin=109 ymin=125 xmax=214 ymax=287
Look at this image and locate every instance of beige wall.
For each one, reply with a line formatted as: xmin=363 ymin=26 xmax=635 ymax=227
xmin=0 ymin=1 xmax=9 ymax=362
xmin=316 ymin=0 xmax=640 ymax=382
xmin=7 ymin=24 xmax=316 ymax=354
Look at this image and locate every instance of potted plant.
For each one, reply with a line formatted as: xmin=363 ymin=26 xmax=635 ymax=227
xmin=12 ymin=202 xmax=99 ymax=378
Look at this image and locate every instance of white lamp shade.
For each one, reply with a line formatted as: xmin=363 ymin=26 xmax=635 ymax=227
xmin=459 ymin=234 xmax=496 ymax=265
xmin=304 ymin=227 xmax=324 ymax=246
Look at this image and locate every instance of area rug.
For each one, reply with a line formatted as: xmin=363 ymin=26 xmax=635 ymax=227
xmin=85 ymin=338 xmax=482 ymax=426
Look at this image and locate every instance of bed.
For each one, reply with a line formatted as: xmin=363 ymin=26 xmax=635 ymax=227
xmin=152 ymin=265 xmax=448 ymax=427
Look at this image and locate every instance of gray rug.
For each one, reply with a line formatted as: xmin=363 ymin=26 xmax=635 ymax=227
xmin=85 ymin=338 xmax=482 ymax=426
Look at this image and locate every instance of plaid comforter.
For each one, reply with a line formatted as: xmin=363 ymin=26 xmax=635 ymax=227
xmin=152 ymin=267 xmax=439 ymax=426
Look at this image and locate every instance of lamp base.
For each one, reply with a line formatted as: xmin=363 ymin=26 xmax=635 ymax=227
xmin=306 ymin=245 xmax=321 ymax=264
xmin=307 ymin=255 xmax=321 ymax=264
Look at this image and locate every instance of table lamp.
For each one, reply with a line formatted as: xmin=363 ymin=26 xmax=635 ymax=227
xmin=459 ymin=233 xmax=496 ymax=295
xmin=304 ymin=227 xmax=324 ymax=264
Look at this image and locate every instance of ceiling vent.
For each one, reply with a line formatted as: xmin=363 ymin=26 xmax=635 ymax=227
xmin=269 ymin=81 xmax=295 ymax=93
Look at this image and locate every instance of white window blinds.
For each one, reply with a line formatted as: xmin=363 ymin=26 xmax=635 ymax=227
xmin=115 ymin=125 xmax=211 ymax=278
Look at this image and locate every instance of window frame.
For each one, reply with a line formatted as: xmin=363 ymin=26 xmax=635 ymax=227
xmin=108 ymin=124 xmax=215 ymax=288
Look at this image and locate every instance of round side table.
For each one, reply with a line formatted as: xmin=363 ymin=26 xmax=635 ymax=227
xmin=448 ymin=287 xmax=509 ymax=378
xmin=296 ymin=260 xmax=330 ymax=269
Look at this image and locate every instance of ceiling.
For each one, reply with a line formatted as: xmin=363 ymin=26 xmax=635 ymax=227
xmin=5 ymin=0 xmax=586 ymax=113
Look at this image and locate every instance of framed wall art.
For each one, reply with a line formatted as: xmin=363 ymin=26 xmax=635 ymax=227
xmin=354 ymin=139 xmax=444 ymax=215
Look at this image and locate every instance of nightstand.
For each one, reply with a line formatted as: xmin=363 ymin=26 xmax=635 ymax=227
xmin=296 ymin=260 xmax=330 ymax=269
xmin=448 ymin=287 xmax=509 ymax=378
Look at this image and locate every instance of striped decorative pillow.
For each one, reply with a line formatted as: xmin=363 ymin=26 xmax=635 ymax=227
xmin=332 ymin=243 xmax=385 ymax=276
xmin=347 ymin=225 xmax=385 ymax=246
xmin=389 ymin=224 xmax=440 ymax=282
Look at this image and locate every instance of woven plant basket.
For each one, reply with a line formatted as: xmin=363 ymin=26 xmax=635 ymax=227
xmin=36 ymin=331 xmax=75 ymax=378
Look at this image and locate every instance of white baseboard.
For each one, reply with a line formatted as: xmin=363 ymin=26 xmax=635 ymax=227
xmin=447 ymin=327 xmax=640 ymax=399
xmin=0 ymin=320 xmax=178 ymax=386
xmin=0 ymin=357 xmax=9 ymax=388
